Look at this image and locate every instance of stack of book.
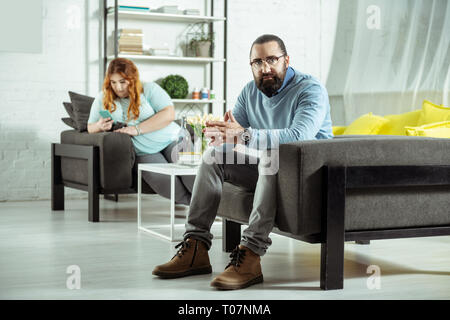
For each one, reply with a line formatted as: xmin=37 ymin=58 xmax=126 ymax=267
xmin=118 ymin=29 xmax=143 ymax=55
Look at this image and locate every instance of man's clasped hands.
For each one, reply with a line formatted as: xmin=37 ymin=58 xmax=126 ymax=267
xmin=203 ymin=110 xmax=245 ymax=146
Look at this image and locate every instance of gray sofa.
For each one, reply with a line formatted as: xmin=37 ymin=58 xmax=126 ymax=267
xmin=216 ymin=135 xmax=450 ymax=290
xmin=52 ymin=132 xmax=450 ymax=290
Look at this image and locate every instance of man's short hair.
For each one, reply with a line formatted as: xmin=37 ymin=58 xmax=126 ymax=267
xmin=250 ymin=34 xmax=288 ymax=58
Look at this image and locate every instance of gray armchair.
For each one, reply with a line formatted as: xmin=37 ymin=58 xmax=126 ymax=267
xmin=53 ymin=90 xmax=196 ymax=222
xmin=52 ymin=117 xmax=193 ymax=222
xmin=51 ymin=130 xmax=156 ymax=222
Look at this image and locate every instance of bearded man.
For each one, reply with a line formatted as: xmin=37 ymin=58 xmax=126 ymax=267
xmin=152 ymin=34 xmax=333 ymax=290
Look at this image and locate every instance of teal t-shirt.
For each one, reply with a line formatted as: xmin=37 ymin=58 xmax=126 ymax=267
xmin=88 ymin=82 xmax=181 ymax=155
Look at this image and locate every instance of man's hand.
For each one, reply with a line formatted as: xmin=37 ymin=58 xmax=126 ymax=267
xmin=114 ymin=126 xmax=139 ymax=136
xmin=204 ymin=110 xmax=244 ymax=146
xmin=97 ymin=117 xmax=113 ymax=132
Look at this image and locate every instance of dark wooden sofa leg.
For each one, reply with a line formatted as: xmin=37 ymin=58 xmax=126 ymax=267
xmin=88 ymin=190 xmax=99 ymax=222
xmin=355 ymin=240 xmax=370 ymax=245
xmin=51 ymin=143 xmax=64 ymax=211
xmin=222 ymin=219 xmax=241 ymax=252
xmin=104 ymin=194 xmax=118 ymax=202
xmin=320 ymin=166 xmax=346 ymax=290
xmin=88 ymin=146 xmax=100 ymax=222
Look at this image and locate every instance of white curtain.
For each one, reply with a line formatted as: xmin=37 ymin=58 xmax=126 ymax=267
xmin=342 ymin=0 xmax=450 ymax=124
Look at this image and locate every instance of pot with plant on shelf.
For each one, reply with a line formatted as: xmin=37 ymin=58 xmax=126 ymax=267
xmin=188 ymin=31 xmax=215 ymax=58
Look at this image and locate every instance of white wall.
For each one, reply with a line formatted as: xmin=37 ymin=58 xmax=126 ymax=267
xmin=0 ymin=0 xmax=100 ymax=201
xmin=0 ymin=0 xmax=339 ymax=201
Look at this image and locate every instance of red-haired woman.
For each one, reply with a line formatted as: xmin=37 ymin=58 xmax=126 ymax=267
xmin=87 ymin=58 xmax=194 ymax=205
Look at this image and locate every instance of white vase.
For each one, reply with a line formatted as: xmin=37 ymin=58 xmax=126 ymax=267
xmin=196 ymin=41 xmax=211 ymax=57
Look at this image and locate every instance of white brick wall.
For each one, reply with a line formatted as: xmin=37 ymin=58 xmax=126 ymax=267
xmin=0 ymin=0 xmax=100 ymax=201
xmin=0 ymin=0 xmax=338 ymax=202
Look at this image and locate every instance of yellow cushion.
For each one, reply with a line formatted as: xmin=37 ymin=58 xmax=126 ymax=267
xmin=417 ymin=100 xmax=450 ymax=125
xmin=378 ymin=109 xmax=422 ymax=135
xmin=343 ymin=112 xmax=389 ymax=135
xmin=332 ymin=126 xmax=347 ymax=136
xmin=405 ymin=121 xmax=450 ymax=138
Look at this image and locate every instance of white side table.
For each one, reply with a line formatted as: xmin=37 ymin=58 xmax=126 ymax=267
xmin=137 ymin=163 xmax=201 ymax=242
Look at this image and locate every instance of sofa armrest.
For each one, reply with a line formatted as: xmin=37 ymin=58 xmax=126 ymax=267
xmin=60 ymin=130 xmax=135 ymax=190
xmin=277 ymin=136 xmax=450 ymax=236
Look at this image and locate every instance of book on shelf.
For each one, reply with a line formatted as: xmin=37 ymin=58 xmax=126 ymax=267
xmin=118 ymin=5 xmax=150 ymax=12
xmin=119 ymin=45 xmax=143 ymax=51
xmin=119 ymin=28 xmax=143 ymax=35
xmin=119 ymin=34 xmax=143 ymax=39
xmin=119 ymin=41 xmax=143 ymax=49
xmin=119 ymin=42 xmax=142 ymax=46
xmin=118 ymin=35 xmax=144 ymax=40
xmin=118 ymin=38 xmax=143 ymax=44
xmin=119 ymin=35 xmax=143 ymax=40
xmin=119 ymin=50 xmax=144 ymax=55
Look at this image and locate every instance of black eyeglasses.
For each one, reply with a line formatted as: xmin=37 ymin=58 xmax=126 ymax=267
xmin=250 ymin=55 xmax=285 ymax=69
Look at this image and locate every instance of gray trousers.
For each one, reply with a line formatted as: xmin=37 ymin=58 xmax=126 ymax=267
xmin=184 ymin=147 xmax=278 ymax=256
xmin=136 ymin=140 xmax=195 ymax=205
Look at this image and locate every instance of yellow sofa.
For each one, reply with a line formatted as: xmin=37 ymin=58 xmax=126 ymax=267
xmin=333 ymin=100 xmax=450 ymax=138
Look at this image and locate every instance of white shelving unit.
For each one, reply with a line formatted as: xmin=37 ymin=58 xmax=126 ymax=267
xmin=172 ymin=99 xmax=225 ymax=104
xmin=102 ymin=0 xmax=228 ymax=117
xmin=106 ymin=54 xmax=225 ymax=63
xmin=106 ymin=9 xmax=226 ymax=23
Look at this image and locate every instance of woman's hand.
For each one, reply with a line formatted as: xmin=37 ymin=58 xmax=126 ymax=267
xmin=97 ymin=117 xmax=113 ymax=132
xmin=114 ymin=126 xmax=139 ymax=136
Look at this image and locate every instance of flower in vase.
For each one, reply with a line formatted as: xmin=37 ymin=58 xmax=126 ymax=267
xmin=186 ymin=114 xmax=223 ymax=152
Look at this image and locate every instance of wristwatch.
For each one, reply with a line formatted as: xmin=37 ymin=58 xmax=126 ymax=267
xmin=240 ymin=128 xmax=251 ymax=145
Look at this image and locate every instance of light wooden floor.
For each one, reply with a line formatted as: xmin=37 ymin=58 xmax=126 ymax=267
xmin=0 ymin=196 xmax=449 ymax=300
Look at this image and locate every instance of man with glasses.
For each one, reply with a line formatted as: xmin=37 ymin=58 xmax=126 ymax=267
xmin=152 ymin=34 xmax=333 ymax=290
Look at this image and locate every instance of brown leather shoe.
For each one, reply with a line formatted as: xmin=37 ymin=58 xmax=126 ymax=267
xmin=210 ymin=245 xmax=263 ymax=290
xmin=152 ymin=238 xmax=212 ymax=279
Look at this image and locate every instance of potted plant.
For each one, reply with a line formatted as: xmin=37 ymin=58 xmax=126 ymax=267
xmin=160 ymin=75 xmax=189 ymax=99
xmin=189 ymin=31 xmax=215 ymax=57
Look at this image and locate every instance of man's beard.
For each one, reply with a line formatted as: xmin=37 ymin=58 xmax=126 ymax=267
xmin=254 ymin=66 xmax=286 ymax=97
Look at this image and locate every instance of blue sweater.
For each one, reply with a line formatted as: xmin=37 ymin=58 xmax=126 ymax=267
xmin=233 ymin=67 xmax=333 ymax=149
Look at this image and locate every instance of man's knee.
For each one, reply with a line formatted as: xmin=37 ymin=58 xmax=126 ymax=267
xmin=258 ymin=149 xmax=279 ymax=175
